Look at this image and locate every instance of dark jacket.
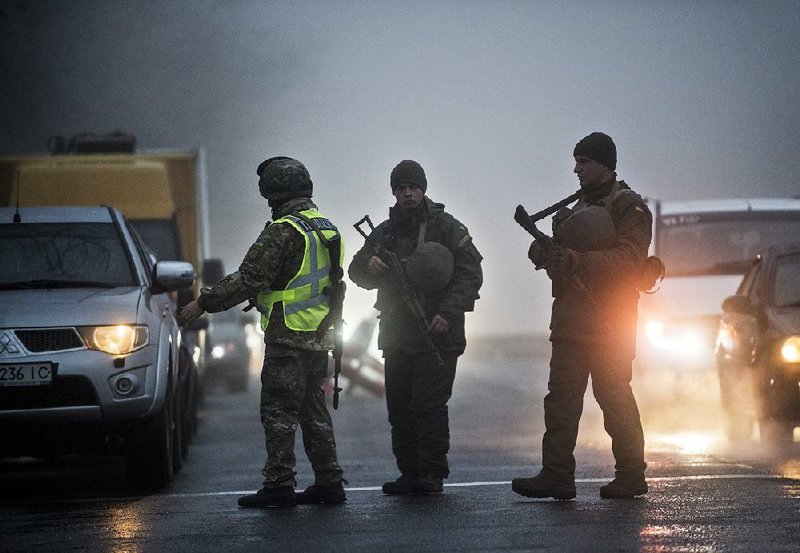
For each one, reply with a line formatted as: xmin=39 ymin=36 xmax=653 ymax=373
xmin=349 ymin=197 xmax=483 ymax=355
xmin=197 ymin=197 xmax=335 ymax=351
xmin=549 ymin=180 xmax=652 ymax=356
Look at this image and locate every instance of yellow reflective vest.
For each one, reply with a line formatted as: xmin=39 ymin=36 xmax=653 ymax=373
xmin=256 ymin=208 xmax=343 ymax=332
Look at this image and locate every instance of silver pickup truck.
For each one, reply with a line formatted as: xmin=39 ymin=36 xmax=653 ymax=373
xmin=0 ymin=206 xmax=196 ymax=490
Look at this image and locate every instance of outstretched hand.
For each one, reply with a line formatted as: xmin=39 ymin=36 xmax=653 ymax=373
xmin=178 ymin=299 xmax=205 ymax=327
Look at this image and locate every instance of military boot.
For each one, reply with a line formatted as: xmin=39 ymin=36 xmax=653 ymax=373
xmin=237 ymin=485 xmax=297 ymax=508
xmin=412 ymin=475 xmax=444 ymax=494
xmin=382 ymin=474 xmax=416 ymax=495
xmin=511 ymin=473 xmax=576 ymax=500
xmin=296 ymin=481 xmax=347 ymax=505
xmin=599 ymin=476 xmax=648 ymax=499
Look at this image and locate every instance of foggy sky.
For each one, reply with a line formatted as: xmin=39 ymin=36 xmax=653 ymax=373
xmin=2 ymin=0 xmax=799 ymax=336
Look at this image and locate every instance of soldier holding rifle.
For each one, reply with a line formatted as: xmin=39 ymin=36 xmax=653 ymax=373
xmin=349 ymin=160 xmax=483 ymax=495
xmin=512 ymin=132 xmax=652 ymax=500
xmin=179 ymin=157 xmax=347 ymax=508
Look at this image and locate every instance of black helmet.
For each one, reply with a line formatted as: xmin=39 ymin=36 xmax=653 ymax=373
xmin=257 ymin=156 xmax=313 ymax=201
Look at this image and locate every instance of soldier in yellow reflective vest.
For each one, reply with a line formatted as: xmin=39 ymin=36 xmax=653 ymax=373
xmin=179 ymin=157 xmax=347 ymax=508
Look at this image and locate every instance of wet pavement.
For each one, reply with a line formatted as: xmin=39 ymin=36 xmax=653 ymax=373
xmin=2 ymin=337 xmax=800 ymax=552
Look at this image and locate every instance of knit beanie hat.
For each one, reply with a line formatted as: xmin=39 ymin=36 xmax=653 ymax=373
xmin=573 ymin=132 xmax=617 ymax=171
xmin=390 ymin=160 xmax=427 ymax=192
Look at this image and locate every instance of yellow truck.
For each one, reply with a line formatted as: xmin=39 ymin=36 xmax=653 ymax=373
xmin=0 ymin=132 xmax=225 ymax=438
xmin=0 ymin=134 xmax=214 ymax=293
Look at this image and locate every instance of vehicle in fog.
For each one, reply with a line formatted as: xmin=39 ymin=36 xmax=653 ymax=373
xmin=715 ymin=241 xmax=800 ymax=446
xmin=636 ymin=198 xmax=800 ymax=394
xmin=205 ymin=309 xmax=254 ymax=393
xmin=0 ymin=132 xmax=230 ymax=414
xmin=332 ymin=316 xmax=385 ymax=399
xmin=0 ymin=206 xmax=196 ymax=490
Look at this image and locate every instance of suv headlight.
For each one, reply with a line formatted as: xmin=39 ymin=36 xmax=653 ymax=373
xmin=77 ymin=325 xmax=149 ymax=355
xmin=780 ymin=336 xmax=800 ymax=363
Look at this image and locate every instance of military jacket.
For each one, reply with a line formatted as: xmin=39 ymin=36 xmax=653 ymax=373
xmin=348 ymin=197 xmax=483 ymax=355
xmin=549 ymin=180 xmax=653 ymax=355
xmin=198 ymin=197 xmax=334 ymax=351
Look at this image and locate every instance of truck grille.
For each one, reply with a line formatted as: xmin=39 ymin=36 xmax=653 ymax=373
xmin=14 ymin=328 xmax=84 ymax=353
xmin=0 ymin=375 xmax=99 ymax=409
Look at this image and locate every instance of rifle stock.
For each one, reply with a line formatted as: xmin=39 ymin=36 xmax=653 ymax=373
xmin=514 ymin=205 xmax=554 ymax=248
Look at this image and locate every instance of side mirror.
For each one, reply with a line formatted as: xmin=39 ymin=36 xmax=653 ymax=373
xmin=153 ymin=261 xmax=196 ymax=292
xmin=721 ymin=294 xmax=752 ymax=315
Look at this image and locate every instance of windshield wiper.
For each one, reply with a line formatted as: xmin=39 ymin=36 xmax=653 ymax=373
xmin=0 ymin=279 xmax=119 ymax=290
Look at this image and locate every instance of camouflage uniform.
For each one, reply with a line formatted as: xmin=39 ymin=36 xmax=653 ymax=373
xmin=198 ymin=196 xmax=344 ymax=488
xmin=541 ymin=180 xmax=651 ymax=486
xmin=349 ymin=197 xmax=483 ymax=479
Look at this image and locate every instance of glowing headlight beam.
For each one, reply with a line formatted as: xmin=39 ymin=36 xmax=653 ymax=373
xmin=780 ymin=336 xmax=800 ymax=363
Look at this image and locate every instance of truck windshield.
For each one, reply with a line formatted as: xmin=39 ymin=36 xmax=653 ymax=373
xmin=657 ymin=211 xmax=800 ymax=276
xmin=130 ymin=219 xmax=183 ymax=262
xmin=0 ymin=223 xmax=136 ymax=288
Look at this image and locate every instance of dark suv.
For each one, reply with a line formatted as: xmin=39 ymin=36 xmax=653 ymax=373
xmin=715 ymin=241 xmax=800 ymax=447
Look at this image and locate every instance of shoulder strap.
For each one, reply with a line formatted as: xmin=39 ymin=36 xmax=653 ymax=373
xmin=601 ymin=181 xmax=621 ymax=214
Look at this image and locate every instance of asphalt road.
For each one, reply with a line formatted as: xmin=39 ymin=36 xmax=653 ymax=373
xmin=2 ymin=335 xmax=800 ymax=552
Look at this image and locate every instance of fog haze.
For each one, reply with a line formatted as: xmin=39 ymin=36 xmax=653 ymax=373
xmin=2 ymin=0 xmax=799 ymax=335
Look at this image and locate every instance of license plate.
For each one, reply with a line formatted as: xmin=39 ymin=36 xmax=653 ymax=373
xmin=0 ymin=362 xmax=55 ymax=386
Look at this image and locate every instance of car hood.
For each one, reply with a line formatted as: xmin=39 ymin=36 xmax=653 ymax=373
xmin=0 ymin=287 xmax=143 ymax=327
xmin=766 ymin=307 xmax=800 ymax=336
xmin=640 ymin=275 xmax=743 ymax=319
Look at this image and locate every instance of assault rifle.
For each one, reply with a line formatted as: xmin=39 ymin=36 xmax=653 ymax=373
xmin=514 ymin=204 xmax=614 ymax=333
xmin=354 ymin=215 xmax=444 ymax=367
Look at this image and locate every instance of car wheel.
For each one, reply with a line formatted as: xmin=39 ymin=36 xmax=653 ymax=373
xmin=722 ymin=408 xmax=754 ymax=442
xmin=126 ymin=394 xmax=175 ymax=492
xmin=759 ymin=418 xmax=795 ymax=449
xmin=172 ymin=388 xmax=184 ymax=472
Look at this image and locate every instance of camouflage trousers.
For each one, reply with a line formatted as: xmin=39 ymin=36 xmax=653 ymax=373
xmin=259 ymin=346 xmax=343 ymax=488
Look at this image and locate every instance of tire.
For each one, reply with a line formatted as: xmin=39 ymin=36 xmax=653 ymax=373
xmin=126 ymin=395 xmax=175 ymax=492
xmin=723 ymin=408 xmax=754 ymax=442
xmin=172 ymin=388 xmax=184 ymax=472
xmin=760 ymin=418 xmax=794 ymax=450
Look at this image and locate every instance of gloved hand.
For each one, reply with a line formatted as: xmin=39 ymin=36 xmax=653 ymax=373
xmin=545 ymin=246 xmax=578 ymax=281
xmin=527 ymin=241 xmax=547 ymax=269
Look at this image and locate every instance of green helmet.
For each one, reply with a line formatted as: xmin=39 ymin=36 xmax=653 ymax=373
xmin=556 ymin=206 xmax=616 ymax=251
xmin=257 ymin=157 xmax=313 ymax=201
xmin=405 ymin=241 xmax=454 ymax=292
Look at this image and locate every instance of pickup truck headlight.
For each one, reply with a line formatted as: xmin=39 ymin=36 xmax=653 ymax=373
xmin=78 ymin=325 xmax=149 ymax=355
xmin=780 ymin=336 xmax=800 ymax=363
xmin=645 ymin=319 xmax=704 ymax=352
